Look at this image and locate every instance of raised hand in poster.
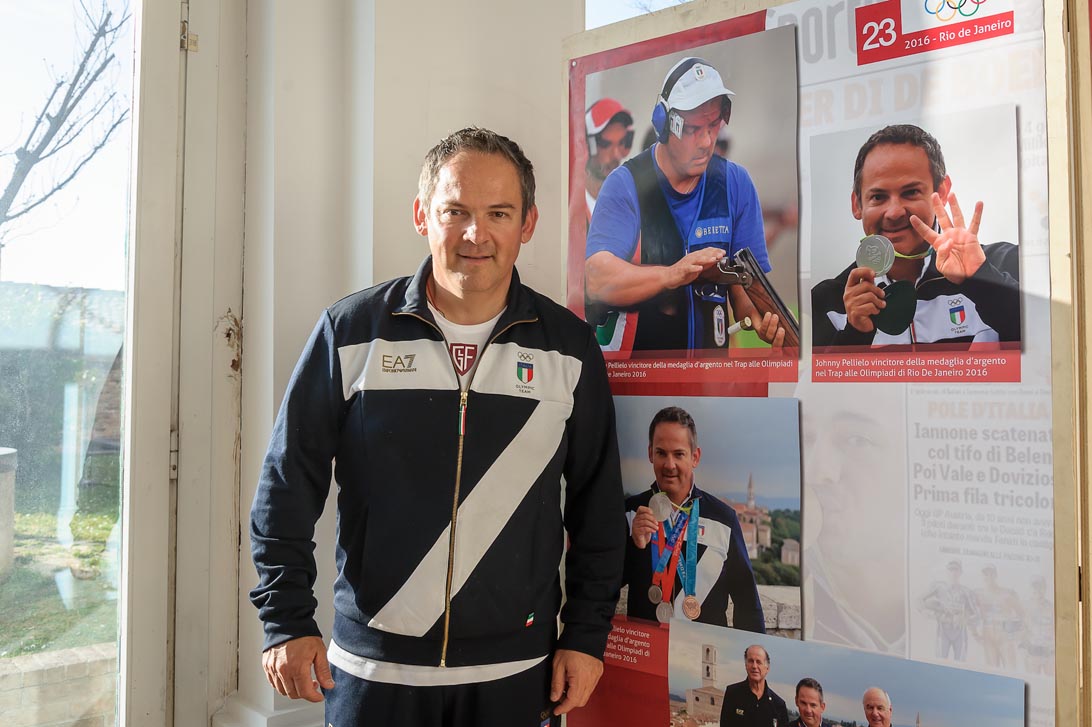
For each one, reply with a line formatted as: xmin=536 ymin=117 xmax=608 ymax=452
xmin=910 ymin=191 xmax=985 ymax=285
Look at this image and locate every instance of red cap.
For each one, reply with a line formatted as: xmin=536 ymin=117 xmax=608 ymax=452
xmin=585 ymin=98 xmax=634 ymax=136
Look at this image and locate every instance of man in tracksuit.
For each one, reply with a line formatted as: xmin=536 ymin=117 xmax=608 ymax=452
xmin=249 ymin=128 xmax=626 ymax=726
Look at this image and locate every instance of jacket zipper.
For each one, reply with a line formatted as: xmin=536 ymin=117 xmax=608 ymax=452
xmin=395 ymin=310 xmax=537 ymax=666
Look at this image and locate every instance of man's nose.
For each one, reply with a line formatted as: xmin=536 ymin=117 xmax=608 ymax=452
xmin=882 ymin=199 xmax=907 ymax=222
xmin=464 ymin=217 xmax=489 ymax=244
xmin=805 ymin=432 xmax=840 ymax=485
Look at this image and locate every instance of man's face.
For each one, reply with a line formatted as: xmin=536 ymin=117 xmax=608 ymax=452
xmin=743 ymin=647 xmax=769 ymax=685
xmin=648 ymin=422 xmax=700 ymax=503
xmin=851 ymin=143 xmax=951 ymax=257
xmin=795 ymin=686 xmax=825 ymax=727
xmin=863 ymin=690 xmax=892 ymax=727
xmin=660 ymin=97 xmax=724 ymax=181
xmin=587 ymin=121 xmax=632 ymax=180
xmin=414 ymin=151 xmax=537 ymax=302
xmin=948 ymin=565 xmax=962 ymax=585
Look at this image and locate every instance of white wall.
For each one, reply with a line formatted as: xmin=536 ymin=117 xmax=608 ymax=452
xmin=372 ymin=0 xmax=583 ymax=300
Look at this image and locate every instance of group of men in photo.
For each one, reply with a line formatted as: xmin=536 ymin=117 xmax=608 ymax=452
xmin=720 ymin=645 xmax=895 ymax=727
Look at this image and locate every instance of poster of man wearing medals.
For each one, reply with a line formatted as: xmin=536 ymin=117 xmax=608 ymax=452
xmin=570 ymin=396 xmax=801 ymax=727
xmin=567 ymin=21 xmax=802 ymax=396
xmin=615 ymin=396 xmax=801 ymax=631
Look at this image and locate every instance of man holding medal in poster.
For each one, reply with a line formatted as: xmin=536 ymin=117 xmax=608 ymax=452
xmin=811 ymin=124 xmax=1020 ymax=347
xmin=583 ymin=57 xmax=785 ymax=352
xmin=622 ymin=406 xmax=763 ymax=630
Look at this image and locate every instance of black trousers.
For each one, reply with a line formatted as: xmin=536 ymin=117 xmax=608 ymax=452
xmin=323 ymin=659 xmax=562 ymax=727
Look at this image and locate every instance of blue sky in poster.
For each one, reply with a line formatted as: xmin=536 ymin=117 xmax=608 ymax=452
xmin=614 ymin=395 xmax=801 ymax=508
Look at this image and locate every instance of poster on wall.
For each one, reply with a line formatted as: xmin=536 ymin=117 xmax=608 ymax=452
xmin=573 ymin=395 xmax=802 ymax=727
xmin=567 ymin=22 xmax=802 ymax=396
xmin=567 ymin=0 xmax=1055 ymax=723
xmin=808 ymin=109 xmax=1023 ymax=382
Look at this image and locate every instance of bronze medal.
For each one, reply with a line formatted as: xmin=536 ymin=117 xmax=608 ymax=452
xmin=682 ymin=595 xmax=701 ymax=620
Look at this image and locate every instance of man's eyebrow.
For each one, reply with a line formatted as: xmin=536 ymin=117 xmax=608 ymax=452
xmin=488 ymin=202 xmax=518 ymax=210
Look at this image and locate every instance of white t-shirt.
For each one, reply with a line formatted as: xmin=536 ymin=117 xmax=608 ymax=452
xmin=428 ymin=303 xmax=505 ymax=390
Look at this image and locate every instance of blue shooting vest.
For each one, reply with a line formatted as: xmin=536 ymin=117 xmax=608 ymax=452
xmin=626 ymin=149 xmax=735 ymax=352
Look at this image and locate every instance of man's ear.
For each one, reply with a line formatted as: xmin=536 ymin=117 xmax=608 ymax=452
xmin=692 ymin=446 xmax=701 ymax=468
xmin=935 ymin=175 xmax=952 ymax=205
xmin=413 ymin=197 xmax=428 ymax=237
xmin=851 ymin=191 xmax=863 ymax=221
xmin=521 ymin=204 xmax=539 ymax=244
xmin=648 ymin=444 xmax=654 ymax=464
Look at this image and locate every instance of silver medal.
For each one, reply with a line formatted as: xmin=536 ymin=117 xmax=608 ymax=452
xmin=649 ymin=492 xmax=673 ymax=522
xmin=655 ymin=601 xmax=674 ymax=623
xmin=855 ymin=234 xmax=895 ymax=275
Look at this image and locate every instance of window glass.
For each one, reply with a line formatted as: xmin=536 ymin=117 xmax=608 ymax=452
xmin=586 ymin=0 xmax=692 ymax=30
xmin=0 ymin=3 xmax=133 ymax=725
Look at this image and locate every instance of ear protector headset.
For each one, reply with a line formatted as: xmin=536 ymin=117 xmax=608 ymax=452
xmin=651 ymin=57 xmax=732 ymax=143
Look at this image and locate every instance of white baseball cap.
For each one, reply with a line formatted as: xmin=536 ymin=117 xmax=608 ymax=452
xmin=661 ymin=57 xmax=734 ymax=112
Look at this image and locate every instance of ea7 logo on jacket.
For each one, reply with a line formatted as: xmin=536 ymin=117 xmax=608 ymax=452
xmin=382 ymin=353 xmax=417 ymax=373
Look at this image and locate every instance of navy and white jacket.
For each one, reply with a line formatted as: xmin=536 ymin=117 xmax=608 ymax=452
xmin=250 ymin=257 xmax=626 ymax=669
xmin=811 ymin=241 xmax=1020 ymax=347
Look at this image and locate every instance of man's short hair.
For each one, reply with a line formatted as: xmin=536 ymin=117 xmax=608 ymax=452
xmin=418 ymin=127 xmax=536 ymax=219
xmin=796 ymin=677 xmax=824 ymax=700
xmin=648 ymin=406 xmax=698 ymax=450
xmin=862 ymin=687 xmax=892 ymax=707
xmin=852 ymin=124 xmax=946 ymax=199
xmin=743 ymin=644 xmax=770 ymax=665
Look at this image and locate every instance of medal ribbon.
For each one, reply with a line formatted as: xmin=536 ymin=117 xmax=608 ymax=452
xmin=652 ymin=512 xmax=689 ymax=598
xmin=683 ymin=498 xmax=700 ymax=598
xmin=650 ymin=522 xmax=667 ymax=568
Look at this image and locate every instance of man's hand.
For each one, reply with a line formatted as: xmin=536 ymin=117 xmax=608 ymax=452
xmin=551 ymin=649 xmax=604 ymax=715
xmin=754 ymin=311 xmax=786 ymax=349
xmin=262 ymin=635 xmax=335 ymax=702
xmin=630 ymin=505 xmax=658 ymax=549
xmin=842 ymin=267 xmax=886 ymax=333
xmin=727 ymin=286 xmax=784 ymax=347
xmin=663 ymin=248 xmax=726 ymax=290
xmin=910 ymin=191 xmax=985 ymax=284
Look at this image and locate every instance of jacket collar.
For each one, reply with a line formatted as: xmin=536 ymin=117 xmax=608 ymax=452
xmin=395 ymin=256 xmax=538 ymax=330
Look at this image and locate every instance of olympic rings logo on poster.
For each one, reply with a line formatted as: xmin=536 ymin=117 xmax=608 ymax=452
xmin=924 ymin=0 xmax=990 ymax=22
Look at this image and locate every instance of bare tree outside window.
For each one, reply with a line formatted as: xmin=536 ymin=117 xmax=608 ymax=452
xmin=0 ymin=1 xmax=130 ymax=277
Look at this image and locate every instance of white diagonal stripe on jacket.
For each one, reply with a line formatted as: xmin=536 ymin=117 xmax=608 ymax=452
xmin=368 ymin=400 xmax=574 ymax=636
